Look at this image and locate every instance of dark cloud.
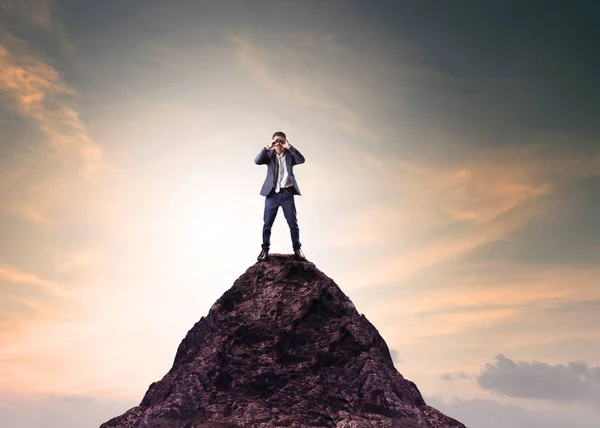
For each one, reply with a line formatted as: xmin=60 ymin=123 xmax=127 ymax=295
xmin=50 ymin=0 xmax=600 ymax=149
xmin=477 ymin=354 xmax=600 ymax=407
xmin=439 ymin=372 xmax=470 ymax=382
xmin=389 ymin=347 xmax=402 ymax=365
xmin=350 ymin=0 xmax=600 ymax=144
xmin=426 ymin=395 xmax=600 ymax=428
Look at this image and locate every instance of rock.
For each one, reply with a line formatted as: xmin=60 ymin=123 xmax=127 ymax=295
xmin=101 ymin=254 xmax=465 ymax=428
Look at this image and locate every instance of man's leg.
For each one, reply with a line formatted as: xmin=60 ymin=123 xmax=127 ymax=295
xmin=262 ymin=192 xmax=280 ymax=250
xmin=281 ymin=192 xmax=301 ymax=250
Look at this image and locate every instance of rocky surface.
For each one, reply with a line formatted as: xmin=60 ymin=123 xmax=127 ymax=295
xmin=101 ymin=254 xmax=465 ymax=428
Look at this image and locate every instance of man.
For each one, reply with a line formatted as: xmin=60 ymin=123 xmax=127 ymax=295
xmin=254 ymin=131 xmax=306 ymax=261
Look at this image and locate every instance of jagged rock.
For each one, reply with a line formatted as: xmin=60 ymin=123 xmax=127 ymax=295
xmin=101 ymin=254 xmax=465 ymax=428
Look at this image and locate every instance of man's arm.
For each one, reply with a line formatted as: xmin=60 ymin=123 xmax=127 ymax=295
xmin=254 ymin=147 xmax=272 ymax=165
xmin=287 ymin=145 xmax=305 ymax=165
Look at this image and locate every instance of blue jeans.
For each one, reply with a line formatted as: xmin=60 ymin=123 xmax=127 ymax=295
xmin=262 ymin=187 xmax=301 ymax=251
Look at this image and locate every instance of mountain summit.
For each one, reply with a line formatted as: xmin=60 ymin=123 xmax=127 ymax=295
xmin=101 ymin=254 xmax=465 ymax=428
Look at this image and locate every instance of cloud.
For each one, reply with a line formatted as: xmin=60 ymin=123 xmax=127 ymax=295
xmin=426 ymin=396 xmax=600 ymax=428
xmin=477 ymin=354 xmax=600 ymax=407
xmin=463 ymin=174 xmax=600 ymax=265
xmin=0 ymin=263 xmax=63 ymax=295
xmin=0 ymin=0 xmax=51 ymax=28
xmin=0 ymin=263 xmax=79 ymax=345
xmin=439 ymin=372 xmax=470 ymax=382
xmin=5 ymin=202 xmax=55 ymax=225
xmin=0 ymin=0 xmax=75 ymax=55
xmin=359 ymin=262 xmax=600 ymax=346
xmin=366 ymin=139 xmax=600 ymax=225
xmin=325 ymin=138 xmax=600 ymax=289
xmin=0 ymin=21 xmax=110 ymax=230
xmin=412 ymin=263 xmax=600 ymax=314
xmin=0 ymin=32 xmax=102 ymax=178
xmin=389 ymin=347 xmax=402 ymax=365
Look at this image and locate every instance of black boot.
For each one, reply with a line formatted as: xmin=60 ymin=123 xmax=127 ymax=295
xmin=257 ymin=248 xmax=269 ymax=261
xmin=294 ymin=248 xmax=306 ymax=260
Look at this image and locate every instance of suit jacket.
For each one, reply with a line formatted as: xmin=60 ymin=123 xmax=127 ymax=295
xmin=254 ymin=145 xmax=305 ymax=196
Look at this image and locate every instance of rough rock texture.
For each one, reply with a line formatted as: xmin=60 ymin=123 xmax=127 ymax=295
xmin=101 ymin=254 xmax=465 ymax=428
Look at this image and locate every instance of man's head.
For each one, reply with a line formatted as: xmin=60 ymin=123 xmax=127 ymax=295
xmin=272 ymin=131 xmax=286 ymax=142
xmin=272 ymin=131 xmax=286 ymax=154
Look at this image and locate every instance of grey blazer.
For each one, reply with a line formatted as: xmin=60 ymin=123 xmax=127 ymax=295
xmin=254 ymin=146 xmax=305 ymax=196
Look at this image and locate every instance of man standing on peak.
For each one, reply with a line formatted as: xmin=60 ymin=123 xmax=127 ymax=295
xmin=254 ymin=131 xmax=306 ymax=261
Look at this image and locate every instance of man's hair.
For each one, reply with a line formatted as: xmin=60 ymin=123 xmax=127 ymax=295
xmin=272 ymin=131 xmax=286 ymax=140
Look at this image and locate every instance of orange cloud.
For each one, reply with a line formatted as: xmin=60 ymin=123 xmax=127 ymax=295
xmin=365 ymin=262 xmax=600 ymax=342
xmin=323 ymin=143 xmax=600 ymax=282
xmin=6 ymin=202 xmax=55 ymax=225
xmin=0 ymin=29 xmax=108 ymax=228
xmin=0 ymin=34 xmax=102 ymax=177
xmin=0 ymin=263 xmax=80 ymax=353
xmin=0 ymin=263 xmax=63 ymax=294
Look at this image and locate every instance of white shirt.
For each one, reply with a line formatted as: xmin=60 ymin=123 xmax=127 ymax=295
xmin=275 ymin=150 xmax=292 ymax=192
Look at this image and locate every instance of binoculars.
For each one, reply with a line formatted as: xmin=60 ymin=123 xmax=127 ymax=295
xmin=274 ymin=138 xmax=285 ymax=144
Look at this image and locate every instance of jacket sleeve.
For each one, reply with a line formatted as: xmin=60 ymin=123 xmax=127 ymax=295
xmin=288 ymin=146 xmax=305 ymax=165
xmin=254 ymin=147 xmax=271 ymax=165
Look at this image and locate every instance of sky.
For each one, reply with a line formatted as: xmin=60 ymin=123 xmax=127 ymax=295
xmin=0 ymin=0 xmax=599 ymax=427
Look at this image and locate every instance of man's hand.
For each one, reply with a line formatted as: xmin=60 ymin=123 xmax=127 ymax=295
xmin=282 ymin=139 xmax=291 ymax=149
xmin=265 ymin=137 xmax=279 ymax=150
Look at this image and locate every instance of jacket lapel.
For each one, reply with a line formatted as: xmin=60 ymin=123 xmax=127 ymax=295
xmin=283 ymin=148 xmax=293 ymax=171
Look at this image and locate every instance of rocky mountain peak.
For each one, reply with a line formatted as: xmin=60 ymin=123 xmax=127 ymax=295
xmin=101 ymin=254 xmax=465 ymax=428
